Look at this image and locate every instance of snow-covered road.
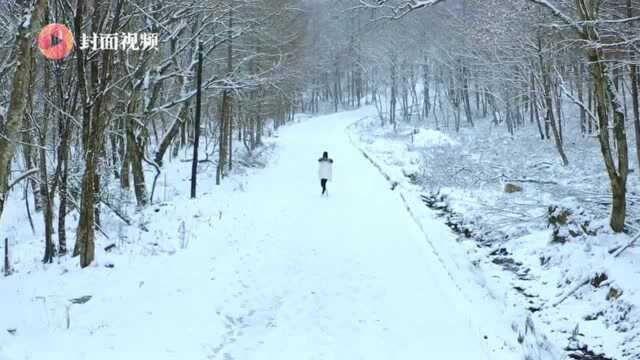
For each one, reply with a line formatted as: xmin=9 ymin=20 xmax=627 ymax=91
xmin=200 ymin=108 xmax=492 ymax=359
xmin=1 ymin=108 xmax=496 ymax=359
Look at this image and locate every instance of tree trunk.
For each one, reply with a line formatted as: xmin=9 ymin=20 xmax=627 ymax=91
xmin=390 ymin=56 xmax=397 ymax=129
xmin=75 ymin=0 xmax=122 ymax=266
xmin=631 ymin=63 xmax=640 ymax=179
xmin=462 ymin=66 xmax=474 ymax=127
xmin=537 ymin=33 xmax=568 ymax=165
xmin=0 ymin=0 xmax=46 ymax=221
xmin=554 ymin=78 xmax=564 ymax=144
xmin=218 ymin=7 xmax=233 ymax=185
xmin=531 ymin=71 xmax=545 ymax=139
xmin=51 ymin=58 xmax=71 ymax=256
xmin=40 ymin=59 xmax=55 ymax=263
xmin=422 ymin=57 xmax=431 ymax=120
xmin=127 ymin=122 xmax=148 ymax=207
xmin=155 ymin=100 xmax=190 ymax=167
xmin=577 ymin=63 xmax=587 ymax=134
xmin=56 ymin=110 xmax=70 ymax=256
xmin=218 ymin=92 xmax=231 ymax=185
xmin=628 ymin=0 xmax=640 ymax=179
xmin=22 ymin=117 xmax=41 ymax=211
xmin=544 ymin=74 xmax=569 ymax=166
xmin=578 ymin=0 xmax=629 ymax=232
xmin=228 ymin=111 xmax=233 ymax=172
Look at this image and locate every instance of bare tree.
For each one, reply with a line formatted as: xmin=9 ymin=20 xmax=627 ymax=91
xmin=0 ymin=0 xmax=48 ymax=221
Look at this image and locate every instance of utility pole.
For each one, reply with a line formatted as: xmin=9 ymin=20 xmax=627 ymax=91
xmin=190 ymin=40 xmax=203 ymax=199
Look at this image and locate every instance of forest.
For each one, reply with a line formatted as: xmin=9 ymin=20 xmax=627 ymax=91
xmin=1 ymin=0 xmax=638 ymax=266
xmin=1 ymin=0 xmax=640 ymax=359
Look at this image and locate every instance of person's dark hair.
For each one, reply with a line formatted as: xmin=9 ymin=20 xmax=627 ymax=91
xmin=322 ymin=151 xmax=328 ymax=158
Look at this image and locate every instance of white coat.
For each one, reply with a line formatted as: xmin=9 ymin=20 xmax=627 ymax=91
xmin=318 ymin=158 xmax=333 ymax=181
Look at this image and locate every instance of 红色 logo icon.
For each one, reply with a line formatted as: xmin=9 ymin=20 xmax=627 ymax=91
xmin=37 ymin=23 xmax=74 ymax=60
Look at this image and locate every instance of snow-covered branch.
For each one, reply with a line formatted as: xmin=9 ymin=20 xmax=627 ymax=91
xmin=527 ymin=0 xmax=583 ymax=34
xmin=357 ymin=0 xmax=446 ymax=19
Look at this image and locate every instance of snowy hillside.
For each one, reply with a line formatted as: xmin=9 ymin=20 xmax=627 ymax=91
xmin=349 ymin=114 xmax=640 ymax=360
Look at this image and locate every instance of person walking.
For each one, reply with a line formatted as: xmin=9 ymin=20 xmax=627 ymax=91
xmin=318 ymin=151 xmax=334 ymax=196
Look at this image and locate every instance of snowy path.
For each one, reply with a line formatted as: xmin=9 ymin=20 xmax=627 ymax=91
xmin=199 ymin=108 xmax=491 ymax=359
xmin=1 ymin=108 xmax=493 ymax=360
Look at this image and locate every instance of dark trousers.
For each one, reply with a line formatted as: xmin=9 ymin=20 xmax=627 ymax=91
xmin=320 ymin=179 xmax=328 ymax=194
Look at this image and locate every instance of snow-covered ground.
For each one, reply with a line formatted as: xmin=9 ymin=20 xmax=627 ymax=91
xmin=349 ymin=113 xmax=640 ymax=360
xmin=0 ymin=107 xmax=553 ymax=359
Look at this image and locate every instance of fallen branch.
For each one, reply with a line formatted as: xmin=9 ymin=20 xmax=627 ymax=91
xmin=504 ymin=178 xmax=558 ymax=185
xmin=23 ymin=185 xmax=35 ymax=233
xmin=552 ymin=276 xmax=590 ymax=307
xmin=612 ymin=231 xmax=640 ymax=258
xmin=65 ymin=195 xmax=110 ymax=239
xmin=8 ymin=168 xmax=39 ymax=191
xmin=179 ymin=158 xmax=214 ymax=163
xmin=142 ymin=155 xmax=161 ymax=205
xmin=552 ymin=232 xmax=639 ymax=306
xmin=99 ymin=198 xmax=132 ymax=226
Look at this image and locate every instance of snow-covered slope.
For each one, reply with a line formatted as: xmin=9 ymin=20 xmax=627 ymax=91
xmin=349 ymin=114 xmax=640 ymax=360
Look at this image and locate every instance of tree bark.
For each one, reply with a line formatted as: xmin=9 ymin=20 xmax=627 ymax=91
xmin=422 ymin=56 xmax=431 ymax=120
xmin=22 ymin=117 xmax=41 ymax=211
xmin=40 ymin=58 xmax=55 ymax=263
xmin=462 ymin=65 xmax=474 ymax=127
xmin=75 ymin=0 xmax=123 ymax=266
xmin=628 ymin=0 xmax=640 ymax=179
xmin=537 ymin=34 xmax=568 ymax=165
xmin=631 ymin=63 xmax=640 ymax=179
xmin=217 ymin=8 xmax=234 ymax=185
xmin=127 ymin=120 xmax=148 ymax=207
xmin=0 ymin=0 xmax=46 ymax=221
xmin=577 ymin=63 xmax=587 ymax=134
xmin=578 ymin=0 xmax=629 ymax=232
